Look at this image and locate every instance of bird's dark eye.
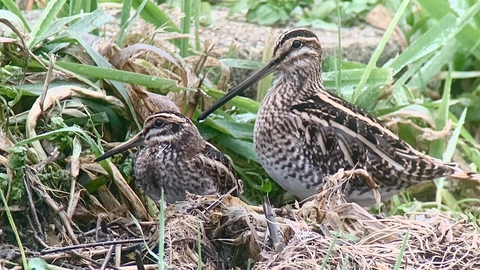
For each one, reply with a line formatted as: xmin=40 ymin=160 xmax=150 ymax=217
xmin=292 ymin=40 xmax=302 ymax=49
xmin=154 ymin=119 xmax=164 ymax=127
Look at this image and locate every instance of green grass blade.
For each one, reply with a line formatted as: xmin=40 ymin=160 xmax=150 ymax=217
xmin=116 ymin=0 xmax=147 ymax=47
xmin=320 ymin=226 xmax=342 ymax=269
xmin=132 ymin=0 xmax=180 ymax=32
xmin=66 ymin=31 xmax=142 ymax=128
xmin=352 ymin=0 xmax=411 ymax=103
xmin=0 ymin=3 xmax=30 ymax=32
xmin=435 ymin=108 xmax=468 ymax=210
xmin=69 ymin=0 xmax=83 ymax=19
xmin=27 ymin=0 xmax=68 ymax=48
xmin=444 ymin=108 xmax=467 ymax=162
xmin=120 ymin=0 xmax=133 ymax=26
xmin=432 ymin=65 xmax=452 ymax=208
xmin=406 ymin=40 xmax=458 ymax=90
xmin=326 ymin=68 xmax=392 ymax=108
xmin=216 ymin=135 xmax=258 ymax=162
xmin=158 ymin=189 xmax=166 ymax=270
xmin=193 ymin=0 xmax=201 ymax=51
xmin=0 ymin=189 xmax=28 ymax=269
xmin=388 ymin=2 xmax=480 ymax=78
xmin=132 ymin=0 xmax=183 ymax=49
xmin=429 ymin=64 xmax=452 ymax=158
xmin=197 ymin=222 xmax=203 ymax=270
xmin=131 ymin=213 xmax=161 ymax=259
xmin=220 ymin=59 xmax=264 ymax=70
xmin=181 ymin=0 xmax=192 ymax=57
xmin=15 ymin=126 xmax=102 ymax=155
xmin=83 ymin=0 xmax=98 ymax=25
xmin=393 ymin=227 xmax=410 ymax=270
xmin=35 ymin=13 xmax=93 ymax=43
xmin=256 ymin=34 xmax=275 ymax=102
xmin=417 ymin=0 xmax=480 ymax=59
xmin=199 ymin=118 xmax=254 ymax=140
xmin=387 ymin=14 xmax=456 ymax=72
xmin=54 ymin=61 xmax=185 ymax=91
xmin=335 ymin=0 xmax=342 ymax=99
xmin=59 ymin=9 xmax=114 ymax=38
xmin=203 ymin=88 xmax=260 ymax=114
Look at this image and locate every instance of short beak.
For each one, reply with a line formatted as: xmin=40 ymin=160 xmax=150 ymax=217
xmin=197 ymin=59 xmax=278 ymax=121
xmin=95 ymin=132 xmax=145 ymax=162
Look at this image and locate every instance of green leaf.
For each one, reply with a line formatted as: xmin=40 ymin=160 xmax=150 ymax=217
xmin=58 ymin=9 xmax=113 ymax=38
xmin=216 ymin=135 xmax=258 ymax=163
xmin=417 ymin=0 xmax=480 ymax=59
xmin=310 ymin=19 xmax=338 ymax=31
xmin=54 ymin=61 xmax=185 ymax=91
xmin=429 ymin=64 xmax=452 ymax=158
xmin=388 ymin=14 xmax=456 ymax=72
xmin=310 ymin=0 xmax=337 ymax=19
xmin=203 ymin=88 xmax=260 ymax=114
xmin=444 ymin=108 xmax=467 ymax=162
xmin=353 ymin=0 xmax=411 ymax=103
xmin=117 ymin=0 xmax=147 ymax=47
xmin=131 ymin=0 xmax=184 ymax=50
xmin=323 ymin=57 xmax=367 ymax=71
xmin=0 ymin=1 xmax=30 ymax=32
xmin=15 ymin=126 xmax=102 ymax=155
xmin=204 ymin=119 xmax=254 ymax=140
xmin=83 ymin=176 xmax=110 ymax=193
xmin=220 ymin=59 xmax=264 ymax=70
xmin=28 ymin=0 xmax=68 ymax=48
xmin=229 ymin=0 xmax=249 ymax=17
xmin=256 ymin=4 xmax=281 ymax=25
xmin=0 ymin=10 xmax=29 ymax=33
xmin=406 ymin=40 xmax=458 ymax=90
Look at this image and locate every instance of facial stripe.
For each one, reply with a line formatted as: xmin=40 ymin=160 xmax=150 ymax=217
xmin=274 ymin=29 xmax=319 ymax=54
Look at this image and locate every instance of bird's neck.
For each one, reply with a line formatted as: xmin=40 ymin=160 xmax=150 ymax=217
xmin=265 ymin=62 xmax=323 ymax=106
xmin=173 ymin=132 xmax=205 ymax=159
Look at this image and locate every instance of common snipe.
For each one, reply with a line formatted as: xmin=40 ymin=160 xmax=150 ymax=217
xmin=198 ymin=29 xmax=480 ymax=206
xmin=95 ymin=111 xmax=239 ymax=203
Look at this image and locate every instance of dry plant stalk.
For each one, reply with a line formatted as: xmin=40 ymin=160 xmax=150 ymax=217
xmin=149 ymin=171 xmax=480 ymax=269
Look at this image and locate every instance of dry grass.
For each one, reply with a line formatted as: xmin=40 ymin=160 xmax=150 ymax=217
xmin=1 ymin=152 xmax=480 ymax=269
xmin=156 ymin=170 xmax=480 ymax=269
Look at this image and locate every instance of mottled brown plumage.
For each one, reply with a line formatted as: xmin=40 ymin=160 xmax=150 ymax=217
xmin=96 ymin=111 xmax=239 ymax=203
xmin=198 ymin=29 xmax=480 ymax=206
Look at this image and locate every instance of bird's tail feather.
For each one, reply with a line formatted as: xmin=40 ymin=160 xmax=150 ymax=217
xmin=446 ymin=162 xmax=480 ymax=184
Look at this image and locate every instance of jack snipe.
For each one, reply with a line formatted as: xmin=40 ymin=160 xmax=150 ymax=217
xmin=198 ymin=29 xmax=480 ymax=206
xmin=95 ymin=111 xmax=239 ymax=203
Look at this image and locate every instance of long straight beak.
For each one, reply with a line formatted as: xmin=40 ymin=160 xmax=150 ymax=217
xmin=197 ymin=60 xmax=278 ymax=121
xmin=95 ymin=132 xmax=145 ymax=162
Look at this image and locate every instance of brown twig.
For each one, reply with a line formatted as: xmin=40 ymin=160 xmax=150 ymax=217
xmin=23 ymin=171 xmax=45 ymax=242
xmin=100 ymin=245 xmax=115 ymax=270
xmin=263 ymin=195 xmax=284 ymax=253
xmin=203 ymin=185 xmax=239 ymax=213
xmin=39 ymin=53 xmax=57 ymax=114
xmin=114 ymin=244 xmax=122 ymax=267
xmin=40 ymin=238 xmax=146 ymax=255
xmin=0 ymin=19 xmax=29 ymax=85
xmin=134 ymin=249 xmax=146 ymax=270
xmin=69 ymin=250 xmax=120 ymax=270
xmin=26 ymin=166 xmax=80 ymax=244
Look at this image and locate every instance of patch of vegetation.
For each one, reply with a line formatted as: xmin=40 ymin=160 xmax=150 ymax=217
xmin=228 ymin=0 xmax=379 ymax=28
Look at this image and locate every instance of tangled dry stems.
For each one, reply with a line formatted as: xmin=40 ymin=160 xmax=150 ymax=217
xmin=158 ymin=169 xmax=480 ymax=269
xmin=1 ymin=164 xmax=480 ymax=269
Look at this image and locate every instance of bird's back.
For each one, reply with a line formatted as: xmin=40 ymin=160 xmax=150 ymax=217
xmin=254 ymin=82 xmax=461 ymax=204
xmin=134 ymin=142 xmax=238 ymax=203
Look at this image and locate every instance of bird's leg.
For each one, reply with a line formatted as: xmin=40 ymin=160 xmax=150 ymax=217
xmin=343 ymin=168 xmax=382 ymax=208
